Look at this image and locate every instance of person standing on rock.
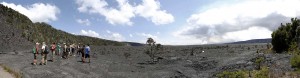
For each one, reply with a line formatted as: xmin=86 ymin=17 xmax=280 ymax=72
xmin=50 ymin=42 xmax=56 ymax=62
xmin=32 ymin=42 xmax=39 ymax=65
xmin=85 ymin=44 xmax=91 ymax=63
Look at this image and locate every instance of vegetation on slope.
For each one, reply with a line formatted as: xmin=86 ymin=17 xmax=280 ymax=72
xmin=0 ymin=4 xmax=125 ymax=46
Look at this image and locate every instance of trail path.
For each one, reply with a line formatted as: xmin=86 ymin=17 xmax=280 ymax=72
xmin=0 ymin=66 xmax=14 ymax=78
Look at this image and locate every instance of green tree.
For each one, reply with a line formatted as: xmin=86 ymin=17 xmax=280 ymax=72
xmin=271 ymin=18 xmax=300 ymax=53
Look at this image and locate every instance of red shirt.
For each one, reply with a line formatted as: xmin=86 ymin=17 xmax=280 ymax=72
xmin=51 ymin=44 xmax=56 ymax=51
xmin=36 ymin=45 xmax=39 ymax=54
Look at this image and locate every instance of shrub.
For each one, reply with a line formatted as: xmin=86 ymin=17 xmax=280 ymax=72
xmin=271 ymin=18 xmax=300 ymax=53
xmin=255 ymin=57 xmax=265 ymax=69
xmin=271 ymin=24 xmax=290 ymax=53
xmin=217 ymin=70 xmax=247 ymax=78
xmin=290 ymin=54 xmax=300 ymax=69
xmin=217 ymin=67 xmax=269 ymax=78
xmin=254 ymin=66 xmax=269 ymax=78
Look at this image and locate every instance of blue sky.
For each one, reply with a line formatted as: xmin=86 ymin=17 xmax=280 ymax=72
xmin=1 ymin=0 xmax=300 ymax=45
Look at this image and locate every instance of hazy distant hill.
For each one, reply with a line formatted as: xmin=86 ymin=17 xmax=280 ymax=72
xmin=0 ymin=4 xmax=125 ymax=52
xmin=123 ymin=42 xmax=144 ymax=46
xmin=228 ymin=38 xmax=271 ymax=44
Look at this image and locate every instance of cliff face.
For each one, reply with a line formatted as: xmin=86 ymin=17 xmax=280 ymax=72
xmin=0 ymin=4 xmax=33 ymax=52
xmin=0 ymin=4 xmax=126 ymax=52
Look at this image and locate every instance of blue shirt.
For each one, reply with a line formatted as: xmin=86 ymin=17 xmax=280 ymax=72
xmin=85 ymin=46 xmax=90 ymax=54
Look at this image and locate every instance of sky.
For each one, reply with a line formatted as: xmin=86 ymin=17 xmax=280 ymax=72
xmin=1 ymin=0 xmax=300 ymax=45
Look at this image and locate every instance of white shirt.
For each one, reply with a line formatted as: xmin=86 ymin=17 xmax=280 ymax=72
xmin=42 ymin=44 xmax=46 ymax=50
xmin=42 ymin=44 xmax=46 ymax=52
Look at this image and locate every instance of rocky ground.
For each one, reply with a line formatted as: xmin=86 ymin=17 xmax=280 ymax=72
xmin=0 ymin=43 xmax=294 ymax=78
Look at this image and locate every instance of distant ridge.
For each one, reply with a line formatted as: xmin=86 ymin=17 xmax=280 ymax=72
xmin=228 ymin=38 xmax=271 ymax=44
xmin=124 ymin=42 xmax=144 ymax=46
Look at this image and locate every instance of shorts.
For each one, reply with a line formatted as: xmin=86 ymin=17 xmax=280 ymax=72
xmin=81 ymin=52 xmax=85 ymax=57
xmin=33 ymin=53 xmax=37 ymax=59
xmin=85 ymin=54 xmax=90 ymax=58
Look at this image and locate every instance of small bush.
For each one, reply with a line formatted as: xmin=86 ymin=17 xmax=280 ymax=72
xmin=255 ymin=57 xmax=265 ymax=69
xmin=217 ymin=70 xmax=247 ymax=78
xmin=253 ymin=66 xmax=269 ymax=78
xmin=288 ymin=42 xmax=299 ymax=55
xmin=291 ymin=54 xmax=300 ymax=69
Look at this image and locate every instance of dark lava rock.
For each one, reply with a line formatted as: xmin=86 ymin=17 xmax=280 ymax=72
xmin=184 ymin=60 xmax=217 ymax=71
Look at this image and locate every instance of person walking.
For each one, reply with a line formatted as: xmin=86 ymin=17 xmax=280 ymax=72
xmin=63 ymin=43 xmax=68 ymax=59
xmin=77 ymin=43 xmax=82 ymax=57
xmin=69 ymin=44 xmax=73 ymax=57
xmin=81 ymin=45 xmax=85 ymax=63
xmin=41 ymin=42 xmax=49 ymax=65
xmin=71 ymin=44 xmax=75 ymax=56
xmin=85 ymin=44 xmax=91 ymax=63
xmin=32 ymin=42 xmax=39 ymax=65
xmin=50 ymin=42 xmax=56 ymax=62
xmin=57 ymin=43 xmax=61 ymax=56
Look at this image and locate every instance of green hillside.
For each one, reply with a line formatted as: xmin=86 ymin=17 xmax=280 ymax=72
xmin=0 ymin=4 xmax=125 ymax=46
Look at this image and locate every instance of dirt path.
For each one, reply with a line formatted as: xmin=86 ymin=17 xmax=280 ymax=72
xmin=0 ymin=66 xmax=14 ymax=78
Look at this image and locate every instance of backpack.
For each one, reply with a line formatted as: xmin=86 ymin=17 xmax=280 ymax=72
xmin=32 ymin=47 xmax=36 ymax=54
xmin=44 ymin=46 xmax=49 ymax=54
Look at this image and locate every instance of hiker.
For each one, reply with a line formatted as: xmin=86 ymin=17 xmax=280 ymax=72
xmin=81 ymin=45 xmax=86 ymax=63
xmin=85 ymin=44 xmax=91 ymax=63
xmin=41 ymin=42 xmax=49 ymax=65
xmin=57 ymin=43 xmax=61 ymax=56
xmin=51 ymin=42 xmax=56 ymax=62
xmin=32 ymin=42 xmax=39 ymax=65
xmin=69 ymin=44 xmax=75 ymax=56
xmin=72 ymin=44 xmax=76 ymax=56
xmin=77 ymin=43 xmax=82 ymax=57
xmin=63 ymin=43 xmax=68 ymax=59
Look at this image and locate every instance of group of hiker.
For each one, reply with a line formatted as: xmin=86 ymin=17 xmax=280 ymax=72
xmin=32 ymin=42 xmax=91 ymax=65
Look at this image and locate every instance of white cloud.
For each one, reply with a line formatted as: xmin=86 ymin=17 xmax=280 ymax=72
xmin=104 ymin=30 xmax=125 ymax=41
xmin=1 ymin=2 xmax=60 ymax=23
xmin=79 ymin=30 xmax=125 ymax=41
xmin=76 ymin=0 xmax=135 ymax=25
xmin=156 ymin=32 xmax=160 ymax=34
xmin=136 ymin=33 xmax=158 ymax=40
xmin=222 ymin=26 xmax=272 ymax=42
xmin=175 ymin=0 xmax=300 ymax=44
xmin=135 ymin=32 xmax=162 ymax=44
xmin=80 ymin=30 xmax=101 ymax=38
xmin=76 ymin=19 xmax=91 ymax=26
xmin=129 ymin=34 xmax=133 ymax=37
xmin=135 ymin=0 xmax=174 ymax=25
xmin=76 ymin=0 xmax=174 ymax=26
